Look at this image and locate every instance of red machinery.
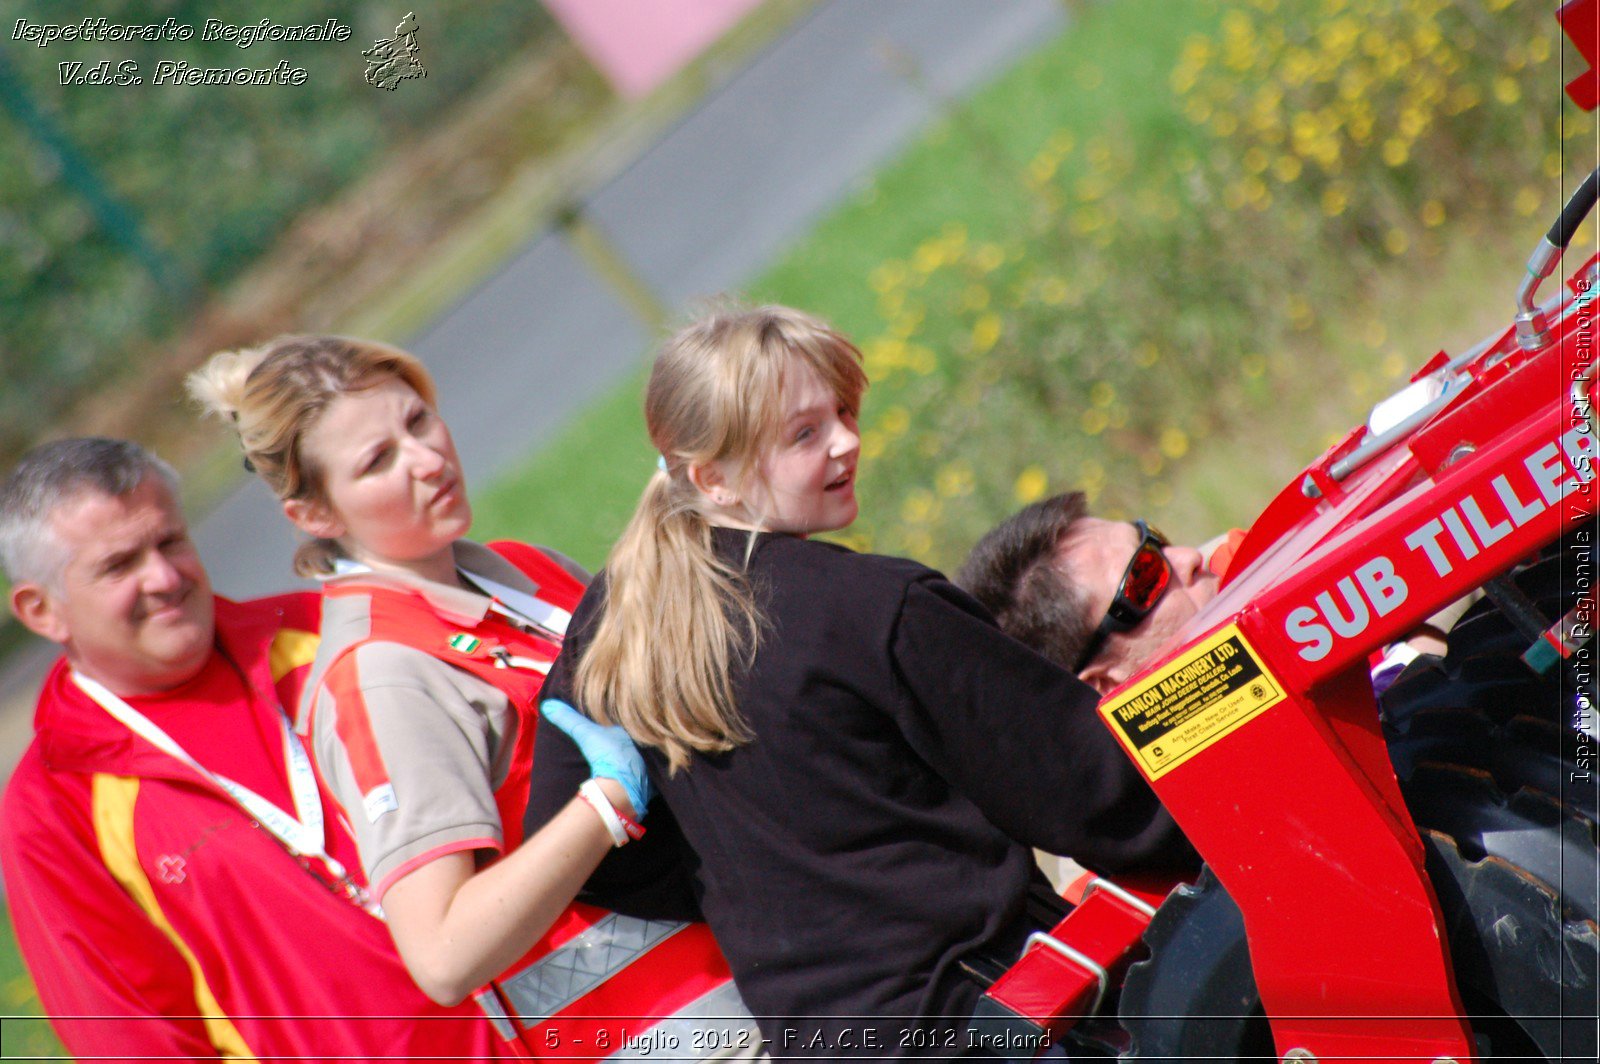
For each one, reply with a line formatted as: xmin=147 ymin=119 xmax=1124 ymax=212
xmin=975 ymin=3 xmax=1600 ymax=1060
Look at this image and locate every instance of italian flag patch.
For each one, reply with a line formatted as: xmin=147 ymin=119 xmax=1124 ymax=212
xmin=448 ymin=633 xmax=481 ymax=654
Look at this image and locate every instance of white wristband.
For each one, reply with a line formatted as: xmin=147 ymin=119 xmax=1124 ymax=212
xmin=579 ymin=779 xmax=630 ymax=848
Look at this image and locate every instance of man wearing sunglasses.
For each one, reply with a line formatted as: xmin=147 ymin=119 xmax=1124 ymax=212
xmin=956 ymin=492 xmax=1222 ymax=694
xmin=958 ymin=493 xmax=1459 ymax=697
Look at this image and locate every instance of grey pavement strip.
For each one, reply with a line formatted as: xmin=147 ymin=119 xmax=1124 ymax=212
xmin=0 ymin=0 xmax=1066 ymax=803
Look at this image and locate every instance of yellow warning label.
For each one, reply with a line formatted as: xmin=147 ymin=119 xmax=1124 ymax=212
xmin=1098 ymin=624 xmax=1285 ymax=781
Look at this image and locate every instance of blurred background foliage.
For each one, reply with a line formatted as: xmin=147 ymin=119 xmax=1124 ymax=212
xmin=0 ymin=0 xmax=585 ymax=469
xmin=757 ymin=0 xmax=1591 ymax=570
xmin=478 ymin=0 xmax=1596 ymax=576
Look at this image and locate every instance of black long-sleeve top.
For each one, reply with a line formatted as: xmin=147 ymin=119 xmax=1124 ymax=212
xmin=528 ymin=528 xmax=1192 ymax=1056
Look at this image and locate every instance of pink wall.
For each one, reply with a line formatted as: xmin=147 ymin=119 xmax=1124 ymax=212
xmin=545 ymin=0 xmax=765 ymax=99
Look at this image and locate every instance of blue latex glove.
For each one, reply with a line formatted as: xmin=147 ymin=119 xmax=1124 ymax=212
xmin=540 ymin=699 xmax=653 ymax=818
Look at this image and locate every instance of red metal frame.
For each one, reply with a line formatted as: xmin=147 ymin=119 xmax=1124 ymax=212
xmin=1092 ymin=256 xmax=1598 ymax=1060
xmin=984 ymin=8 xmax=1600 ymax=1055
xmin=1561 ymin=0 xmax=1600 ymax=109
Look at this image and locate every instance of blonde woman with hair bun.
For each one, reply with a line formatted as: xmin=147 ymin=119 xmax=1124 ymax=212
xmin=529 ymin=303 xmax=1195 ymax=1056
xmin=189 ymin=335 xmax=748 ymax=1059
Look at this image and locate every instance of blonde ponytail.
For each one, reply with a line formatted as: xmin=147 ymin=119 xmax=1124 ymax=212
xmin=574 ymin=304 xmax=866 ymax=773
xmin=576 ymin=470 xmax=761 ymax=771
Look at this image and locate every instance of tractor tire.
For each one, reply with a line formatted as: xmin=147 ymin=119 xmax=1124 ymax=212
xmin=1119 ymin=550 xmax=1600 ymax=1060
xmin=1381 ymin=549 xmax=1595 ymax=737
xmin=1115 ymin=867 xmax=1273 ymax=1062
xmin=1118 ymin=826 xmax=1599 ymax=1062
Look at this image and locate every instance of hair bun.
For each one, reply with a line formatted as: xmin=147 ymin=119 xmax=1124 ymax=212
xmin=186 ymin=347 xmax=269 ymax=427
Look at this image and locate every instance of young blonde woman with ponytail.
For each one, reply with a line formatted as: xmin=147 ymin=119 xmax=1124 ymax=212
xmin=188 ymin=336 xmax=748 ymax=1060
xmin=528 ymin=304 xmax=1195 ymax=1057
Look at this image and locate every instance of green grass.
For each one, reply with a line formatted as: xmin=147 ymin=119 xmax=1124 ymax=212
xmin=470 ymin=0 xmax=1228 ymax=559
xmin=470 ymin=366 xmax=655 ymax=572
xmin=752 ymin=0 xmax=1213 ymax=340
xmin=464 ymin=0 xmax=1588 ymax=572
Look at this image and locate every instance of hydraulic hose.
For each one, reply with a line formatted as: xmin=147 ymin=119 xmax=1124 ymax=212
xmin=1548 ymin=166 xmax=1600 ymax=251
xmin=1516 ymin=166 xmax=1600 ymax=351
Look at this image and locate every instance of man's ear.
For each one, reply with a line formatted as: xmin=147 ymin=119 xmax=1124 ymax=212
xmin=283 ymin=497 xmax=345 ymax=540
xmin=1077 ymin=657 xmax=1124 ymax=696
xmin=11 ymin=583 xmax=68 ymax=645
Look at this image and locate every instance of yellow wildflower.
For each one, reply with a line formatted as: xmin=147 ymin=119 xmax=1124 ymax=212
xmin=1288 ymin=295 xmax=1315 ymax=329
xmin=974 ymin=243 xmax=1006 ymax=272
xmin=970 ymin=313 xmax=1002 ymax=354
xmin=1014 ymin=465 xmax=1049 ymax=504
xmin=1159 ymin=426 xmax=1190 ymax=459
xmin=869 ymin=262 xmax=907 ymax=294
xmin=901 ymin=489 xmax=937 ymax=524
xmin=890 ymin=317 xmax=918 ymax=342
xmin=936 ymin=462 xmax=975 ymax=498
xmin=1244 ymin=177 xmax=1270 ymax=210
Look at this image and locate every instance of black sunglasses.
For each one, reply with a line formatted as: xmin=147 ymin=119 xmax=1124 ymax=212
xmin=1073 ymin=520 xmax=1173 ymax=673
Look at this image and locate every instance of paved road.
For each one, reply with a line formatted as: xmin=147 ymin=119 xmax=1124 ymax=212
xmin=0 ymin=0 xmax=1067 ymax=779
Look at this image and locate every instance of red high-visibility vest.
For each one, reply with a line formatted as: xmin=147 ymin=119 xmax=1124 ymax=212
xmin=313 ymin=541 xmax=749 ymax=1062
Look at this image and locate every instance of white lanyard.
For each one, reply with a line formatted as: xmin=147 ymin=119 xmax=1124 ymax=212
xmin=460 ymin=568 xmax=571 ymax=641
xmin=71 ymin=669 xmax=381 ymax=917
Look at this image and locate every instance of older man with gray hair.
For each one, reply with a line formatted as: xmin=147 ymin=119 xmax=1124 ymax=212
xmin=0 ymin=437 xmax=511 ymax=1060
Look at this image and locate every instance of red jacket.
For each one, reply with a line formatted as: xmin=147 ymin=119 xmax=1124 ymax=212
xmin=0 ymin=594 xmax=510 ymax=1062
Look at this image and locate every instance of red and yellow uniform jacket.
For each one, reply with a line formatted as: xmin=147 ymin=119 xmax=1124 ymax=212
xmin=0 ymin=593 xmax=510 ymax=1061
